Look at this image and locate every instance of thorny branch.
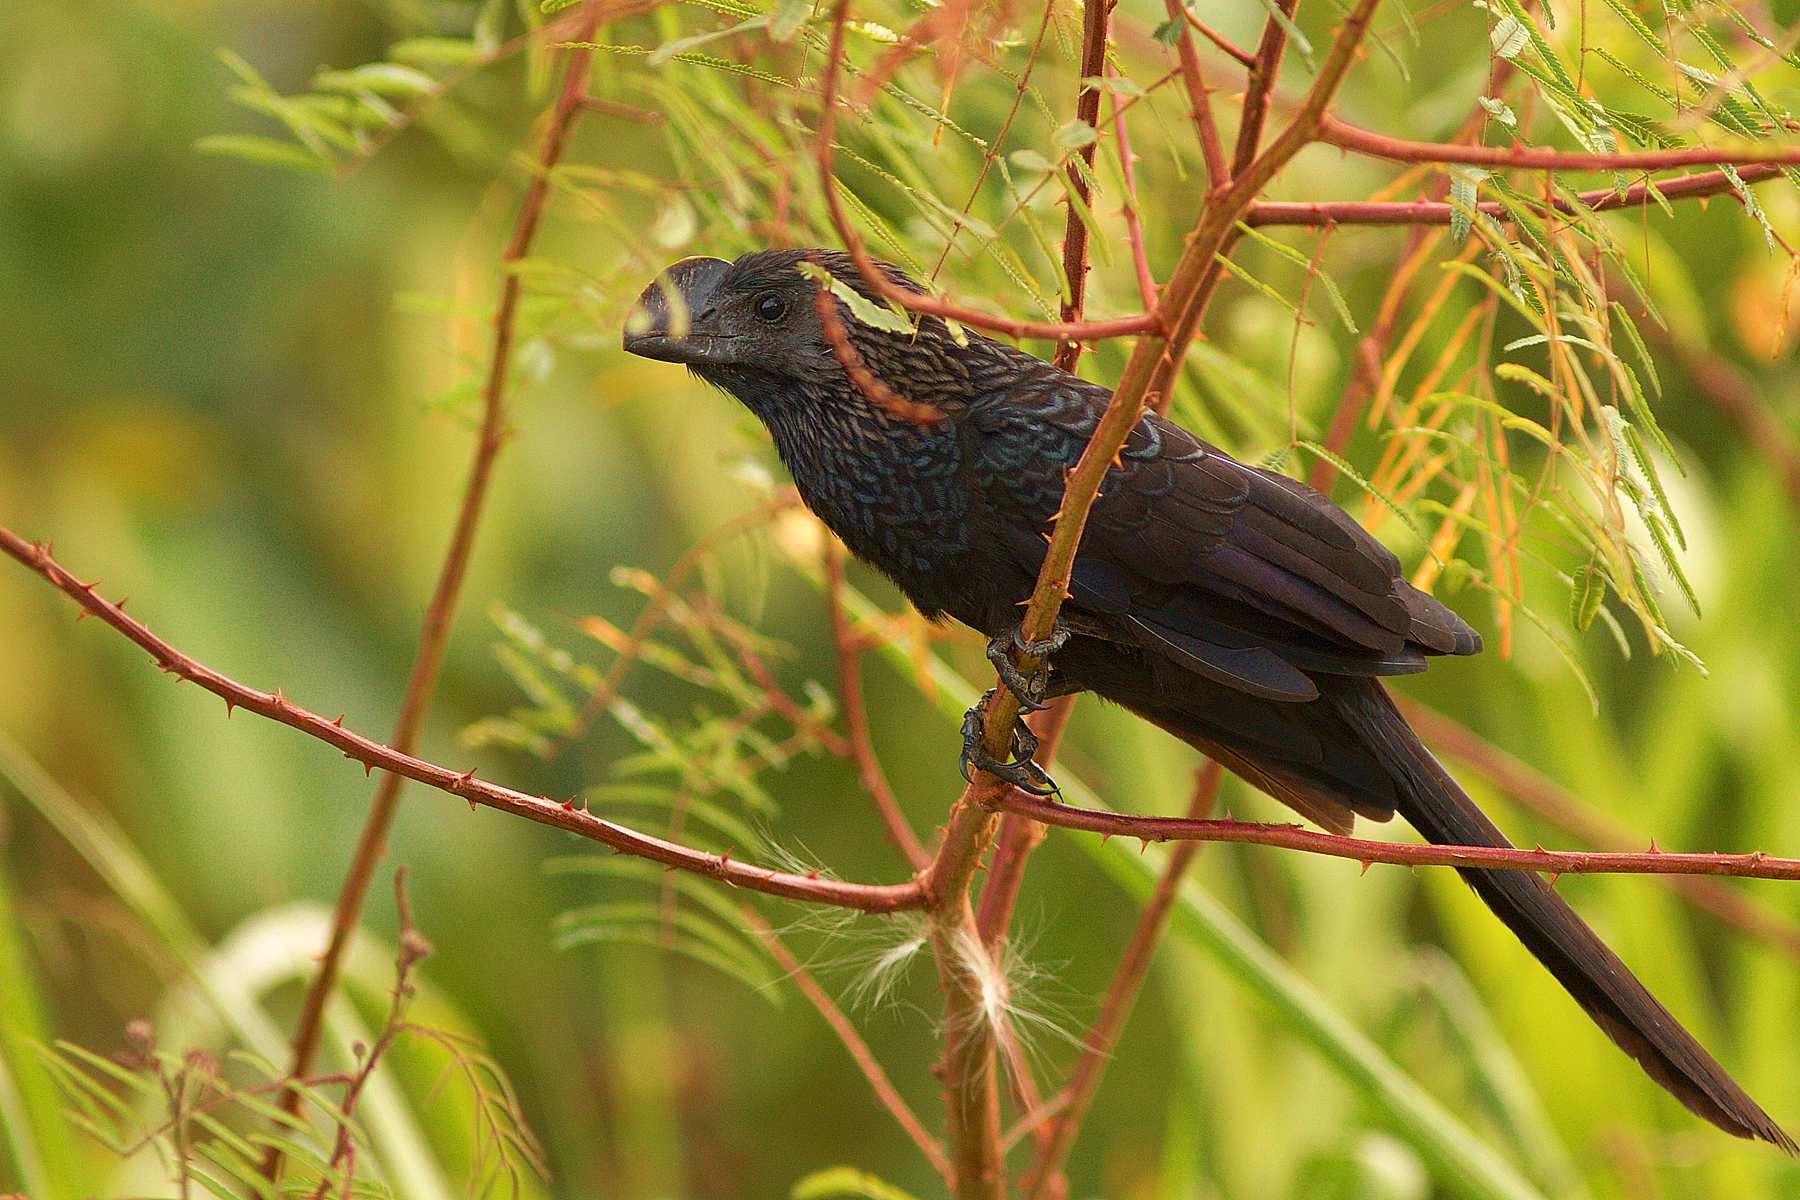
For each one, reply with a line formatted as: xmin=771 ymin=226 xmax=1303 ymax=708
xmin=991 ymin=791 xmax=1800 ymax=881
xmin=269 ymin=2 xmax=607 ymax=1173
xmin=0 ymin=526 xmax=926 ymax=913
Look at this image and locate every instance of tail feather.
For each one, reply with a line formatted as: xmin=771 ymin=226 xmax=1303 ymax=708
xmin=1329 ymin=681 xmax=1795 ymax=1150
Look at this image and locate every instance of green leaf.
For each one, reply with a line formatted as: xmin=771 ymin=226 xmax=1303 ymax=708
xmin=1052 ymin=119 xmax=1098 ymax=151
xmin=791 ymin=261 xmax=916 ymax=335
xmin=1009 ymin=148 xmax=1053 ymax=173
xmin=792 ymin=1167 xmax=921 ymax=1200
xmin=648 ymin=15 xmax=769 ymax=67
xmin=194 ymin=134 xmax=334 ymax=174
xmin=388 ymin=37 xmax=481 ymax=67
xmin=1233 ymin=222 xmax=1359 ymax=333
xmin=313 ymin=62 xmax=438 ymax=98
xmin=1490 ymin=15 xmax=1530 ymax=59
xmin=1570 ymin=564 xmax=1607 ymax=633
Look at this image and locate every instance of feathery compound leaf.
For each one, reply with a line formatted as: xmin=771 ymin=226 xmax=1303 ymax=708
xmin=1296 ymin=442 xmax=1433 ymax=551
xmin=194 ymin=134 xmax=334 ymax=174
xmin=1234 ymin=222 xmax=1359 ymax=332
xmin=1570 ymin=563 xmax=1607 ymax=633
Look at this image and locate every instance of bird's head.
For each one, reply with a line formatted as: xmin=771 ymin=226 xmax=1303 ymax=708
xmin=622 ymin=248 xmax=976 ymax=408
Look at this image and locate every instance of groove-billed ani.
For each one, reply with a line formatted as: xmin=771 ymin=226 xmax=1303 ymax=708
xmin=623 ymin=247 xmax=1792 ymax=1149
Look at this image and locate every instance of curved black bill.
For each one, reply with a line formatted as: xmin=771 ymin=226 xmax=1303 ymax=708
xmin=622 ymin=255 xmax=732 ymax=363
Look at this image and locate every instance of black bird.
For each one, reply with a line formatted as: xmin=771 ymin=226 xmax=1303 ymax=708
xmin=623 ymin=247 xmax=1792 ymax=1150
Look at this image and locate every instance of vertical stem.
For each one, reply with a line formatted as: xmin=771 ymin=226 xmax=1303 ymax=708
xmin=1232 ymin=0 xmax=1299 ymax=174
xmin=260 ymin=3 xmax=603 ymax=1180
xmin=1053 ymin=0 xmax=1112 ymax=372
xmin=928 ymin=794 xmax=1007 ymax=1200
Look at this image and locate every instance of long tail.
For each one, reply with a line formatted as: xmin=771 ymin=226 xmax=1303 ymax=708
xmin=1327 ymin=680 xmax=1793 ymax=1149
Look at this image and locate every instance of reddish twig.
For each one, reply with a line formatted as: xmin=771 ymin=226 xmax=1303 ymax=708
xmin=827 ymin=539 xmax=930 ymax=871
xmin=1185 ymin=10 xmax=1258 ymax=68
xmin=1231 ymin=0 xmax=1298 ymax=175
xmin=816 ymin=2 xmax=1160 ymax=347
xmin=1165 ymin=0 xmax=1230 ymax=187
xmin=1398 ymin=699 xmax=1800 ymax=961
xmin=0 ymin=526 xmax=927 ymax=913
xmin=268 ymin=4 xmax=607 ymax=1174
xmin=1052 ymin=0 xmax=1112 ymax=371
xmin=1109 ymin=66 xmax=1159 ymax=312
xmin=1019 ymin=762 xmax=1222 ymax=1200
xmin=1321 ymin=114 xmax=1800 ymax=170
xmin=746 ymin=910 xmax=956 ymax=1186
xmin=1247 ymin=162 xmax=1787 ymax=225
xmin=991 ymin=791 xmax=1800 ymax=880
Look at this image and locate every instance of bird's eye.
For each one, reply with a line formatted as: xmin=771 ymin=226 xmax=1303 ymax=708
xmin=753 ymin=292 xmax=787 ymax=322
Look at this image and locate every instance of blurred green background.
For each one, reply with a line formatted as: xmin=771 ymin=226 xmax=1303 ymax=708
xmin=4 ymin=0 xmax=1800 ymax=1197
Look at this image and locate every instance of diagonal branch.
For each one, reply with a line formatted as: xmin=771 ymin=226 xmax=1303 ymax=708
xmin=270 ymin=3 xmax=607 ymax=1171
xmin=746 ymin=910 xmax=956 ymax=1186
xmin=827 ymin=539 xmax=931 ymax=872
xmin=0 ymin=526 xmax=926 ymax=913
xmin=991 ymin=791 xmax=1800 ymax=880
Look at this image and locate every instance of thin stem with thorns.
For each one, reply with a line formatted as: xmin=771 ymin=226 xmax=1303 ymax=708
xmin=267 ymin=4 xmax=606 ymax=1175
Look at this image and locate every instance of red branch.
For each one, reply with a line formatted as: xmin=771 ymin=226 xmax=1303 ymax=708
xmin=1248 ymin=163 xmax=1786 ymax=226
xmin=993 ymin=792 xmax=1800 ymax=880
xmin=1321 ymin=114 xmax=1800 ymax=170
xmin=0 ymin=526 xmax=925 ymax=913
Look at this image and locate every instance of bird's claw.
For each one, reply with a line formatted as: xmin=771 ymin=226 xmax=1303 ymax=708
xmin=984 ymin=619 xmax=1070 ymax=712
xmin=960 ymin=689 xmax=1060 ymax=796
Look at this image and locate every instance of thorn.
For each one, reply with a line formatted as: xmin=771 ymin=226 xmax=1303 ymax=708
xmin=271 ymin=688 xmax=285 ymax=707
xmin=364 ymin=762 xmax=375 ymax=776
xmin=116 ymin=596 xmax=128 ymax=610
xmin=79 ymin=578 xmax=98 ymax=593
xmin=224 ymin=699 xmax=235 ymax=718
xmin=1138 ymin=838 xmax=1150 ymax=852
xmin=456 ymin=768 xmax=477 ymax=785
xmin=75 ymin=610 xmax=89 ymax=622
xmin=1100 ymin=832 xmax=1111 ymax=844
xmin=807 ymin=868 xmax=820 ymax=879
xmin=1547 ymin=872 xmax=1562 ymax=889
xmin=1647 ymin=838 xmax=1660 ymax=853
xmin=561 ymin=795 xmax=577 ymax=809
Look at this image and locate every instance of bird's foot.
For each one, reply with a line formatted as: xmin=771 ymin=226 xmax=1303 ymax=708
xmin=960 ymin=690 xmax=1059 ymax=796
xmin=984 ymin=619 xmax=1071 ymax=712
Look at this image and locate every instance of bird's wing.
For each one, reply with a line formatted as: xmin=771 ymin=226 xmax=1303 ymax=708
xmin=976 ymin=387 xmax=1478 ymax=700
